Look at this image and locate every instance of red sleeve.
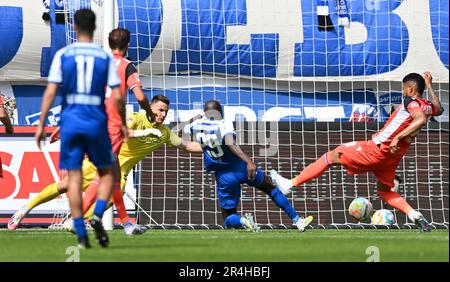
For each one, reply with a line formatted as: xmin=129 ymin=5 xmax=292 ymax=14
xmin=431 ymin=104 xmax=442 ymax=116
xmin=125 ymin=63 xmax=142 ymax=90
xmin=404 ymin=97 xmax=421 ymax=115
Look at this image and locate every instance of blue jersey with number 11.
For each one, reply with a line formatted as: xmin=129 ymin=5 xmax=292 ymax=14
xmin=48 ymin=42 xmax=120 ymax=132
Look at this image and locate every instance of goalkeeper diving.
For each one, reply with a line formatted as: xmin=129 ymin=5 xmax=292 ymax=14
xmin=8 ymin=95 xmax=203 ymax=232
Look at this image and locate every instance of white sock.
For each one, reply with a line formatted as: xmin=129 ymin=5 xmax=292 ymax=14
xmin=407 ymin=210 xmax=421 ymax=222
xmin=294 ymin=217 xmax=302 ymax=225
xmin=20 ymin=205 xmax=30 ymax=214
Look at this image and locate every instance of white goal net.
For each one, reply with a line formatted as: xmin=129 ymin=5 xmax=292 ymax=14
xmin=62 ymin=0 xmax=448 ymax=230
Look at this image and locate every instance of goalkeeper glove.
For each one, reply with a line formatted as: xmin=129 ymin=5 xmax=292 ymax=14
xmin=133 ymin=128 xmax=162 ymax=138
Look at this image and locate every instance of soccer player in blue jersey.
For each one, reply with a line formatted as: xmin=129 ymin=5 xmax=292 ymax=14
xmin=184 ymin=100 xmax=314 ymax=232
xmin=35 ymin=9 xmax=127 ymax=248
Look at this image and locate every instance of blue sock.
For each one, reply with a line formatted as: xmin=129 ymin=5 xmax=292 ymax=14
xmin=73 ymin=217 xmax=87 ymax=238
xmin=269 ymin=187 xmax=300 ymax=221
xmin=224 ymin=214 xmax=243 ymax=228
xmin=93 ymin=199 xmax=107 ymax=218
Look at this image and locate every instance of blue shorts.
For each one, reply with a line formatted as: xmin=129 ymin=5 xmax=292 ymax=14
xmin=214 ymin=161 xmax=265 ymax=210
xmin=59 ymin=127 xmax=114 ymax=170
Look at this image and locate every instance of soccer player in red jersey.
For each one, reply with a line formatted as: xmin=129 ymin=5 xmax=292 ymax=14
xmin=270 ymin=72 xmax=443 ymax=232
xmin=0 ymin=94 xmax=14 ymax=178
xmin=81 ymin=28 xmax=155 ymax=235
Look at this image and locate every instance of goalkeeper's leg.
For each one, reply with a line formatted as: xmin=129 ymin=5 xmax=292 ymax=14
xmin=82 ymin=170 xmax=146 ymax=235
xmin=8 ymin=177 xmax=68 ymax=230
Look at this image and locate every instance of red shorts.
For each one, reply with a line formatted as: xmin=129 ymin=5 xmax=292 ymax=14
xmin=336 ymin=140 xmax=401 ymax=187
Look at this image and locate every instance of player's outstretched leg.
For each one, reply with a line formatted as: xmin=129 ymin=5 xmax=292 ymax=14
xmin=377 ymin=182 xmax=431 ymax=232
xmin=8 ymin=180 xmax=67 ymax=230
xmin=256 ymin=175 xmax=313 ymax=232
xmin=271 ymin=151 xmax=335 ymax=195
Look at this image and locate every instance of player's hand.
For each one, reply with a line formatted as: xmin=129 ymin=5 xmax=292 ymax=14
xmin=147 ymin=128 xmax=162 ymax=137
xmin=35 ymin=125 xmax=45 ymax=150
xmin=121 ymin=124 xmax=129 ymax=142
xmin=247 ymin=162 xmax=257 ymax=181
xmin=132 ymin=128 xmax=162 ymax=138
xmin=389 ymin=138 xmax=400 ymax=155
xmin=424 ymin=71 xmax=433 ymax=88
xmin=50 ymin=127 xmax=60 ymax=143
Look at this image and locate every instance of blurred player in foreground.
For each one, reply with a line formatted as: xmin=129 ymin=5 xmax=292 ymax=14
xmin=35 ymin=9 xmax=127 ymax=248
xmin=90 ymin=27 xmax=155 ymax=235
xmin=1 ymin=94 xmax=15 ymax=178
xmin=10 ymin=95 xmax=202 ymax=231
xmin=271 ymin=72 xmax=443 ymax=232
xmin=184 ymin=100 xmax=314 ymax=232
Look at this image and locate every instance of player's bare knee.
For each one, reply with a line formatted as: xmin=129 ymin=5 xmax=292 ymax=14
xmin=56 ymin=178 xmax=68 ymax=193
xmin=329 ymin=149 xmax=340 ymax=165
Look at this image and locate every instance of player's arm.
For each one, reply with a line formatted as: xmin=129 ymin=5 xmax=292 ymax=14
xmin=176 ymin=114 xmax=206 ymax=153
xmin=424 ymin=72 xmax=443 ymax=116
xmin=0 ymin=97 xmax=14 ymax=134
xmin=389 ymin=107 xmax=427 ymax=155
xmin=127 ymin=64 xmax=153 ymax=119
xmin=224 ymin=133 xmax=257 ymax=181
xmin=35 ymin=83 xmax=59 ymax=149
xmin=174 ymin=139 xmax=203 ymax=153
xmin=132 ymin=86 xmax=153 ymax=120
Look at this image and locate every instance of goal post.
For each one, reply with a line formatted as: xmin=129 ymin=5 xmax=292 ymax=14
xmin=58 ymin=0 xmax=449 ymax=230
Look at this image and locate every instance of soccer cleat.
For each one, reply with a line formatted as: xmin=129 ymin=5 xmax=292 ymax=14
xmin=241 ymin=214 xmax=261 ymax=233
xmin=415 ymin=214 xmax=432 ymax=232
xmin=124 ymin=222 xmax=147 ymax=236
xmin=63 ymin=218 xmax=75 ymax=234
xmin=89 ymin=215 xmax=109 ymax=247
xmin=77 ymin=236 xmax=92 ymax=249
xmin=270 ymin=170 xmax=293 ymax=195
xmin=7 ymin=206 xmax=29 ymax=231
xmin=294 ymin=216 xmax=314 ymax=232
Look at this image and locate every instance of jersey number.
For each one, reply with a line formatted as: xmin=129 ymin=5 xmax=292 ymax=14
xmin=75 ymin=55 xmax=95 ymax=94
xmin=197 ymin=132 xmax=224 ymax=158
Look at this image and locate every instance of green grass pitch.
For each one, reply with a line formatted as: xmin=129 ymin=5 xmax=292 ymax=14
xmin=0 ymin=229 xmax=448 ymax=262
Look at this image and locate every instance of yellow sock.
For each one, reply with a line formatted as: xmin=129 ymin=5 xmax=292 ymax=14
xmin=26 ymin=182 xmax=61 ymax=210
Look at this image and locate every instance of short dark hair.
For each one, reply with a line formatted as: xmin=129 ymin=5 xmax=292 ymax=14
xmin=402 ymin=73 xmax=425 ymax=95
xmin=204 ymin=100 xmax=223 ymax=114
xmin=74 ymin=9 xmax=96 ymax=36
xmin=109 ymin=28 xmax=130 ymax=50
xmin=151 ymin=95 xmax=170 ymax=105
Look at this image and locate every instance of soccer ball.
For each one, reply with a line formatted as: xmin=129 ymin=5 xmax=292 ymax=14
xmin=372 ymin=209 xmax=396 ymax=225
xmin=348 ymin=197 xmax=373 ymax=222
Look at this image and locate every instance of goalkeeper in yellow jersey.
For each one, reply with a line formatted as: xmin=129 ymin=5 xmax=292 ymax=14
xmin=8 ymin=95 xmax=203 ymax=233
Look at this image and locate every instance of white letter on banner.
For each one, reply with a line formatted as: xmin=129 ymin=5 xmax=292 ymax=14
xmin=226 ymin=0 xmax=303 ymax=79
